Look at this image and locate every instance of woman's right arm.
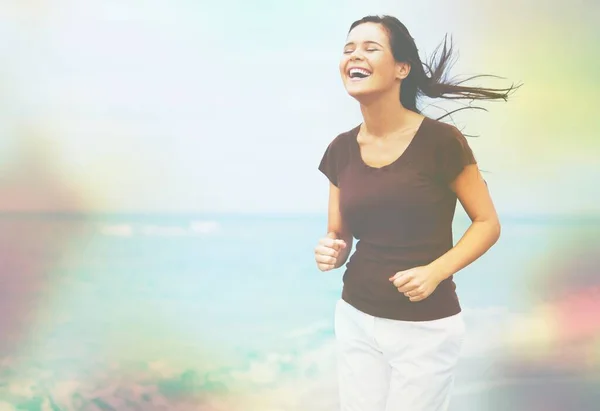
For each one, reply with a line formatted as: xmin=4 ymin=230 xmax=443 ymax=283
xmin=326 ymin=182 xmax=353 ymax=268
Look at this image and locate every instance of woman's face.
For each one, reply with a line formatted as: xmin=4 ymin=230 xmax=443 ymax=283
xmin=339 ymin=22 xmax=405 ymax=100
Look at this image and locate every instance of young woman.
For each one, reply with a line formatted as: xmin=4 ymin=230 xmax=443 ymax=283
xmin=314 ymin=15 xmax=518 ymax=411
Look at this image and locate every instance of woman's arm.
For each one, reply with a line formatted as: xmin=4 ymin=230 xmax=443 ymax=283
xmin=327 ymin=182 xmax=353 ymax=268
xmin=429 ymin=164 xmax=501 ymax=280
xmin=391 ymin=164 xmax=500 ymax=301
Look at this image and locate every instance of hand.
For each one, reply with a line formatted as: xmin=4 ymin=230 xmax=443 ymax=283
xmin=389 ymin=265 xmax=443 ymax=302
xmin=314 ymin=232 xmax=347 ymax=272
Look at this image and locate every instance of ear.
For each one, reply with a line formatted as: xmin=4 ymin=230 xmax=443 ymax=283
xmin=396 ymin=62 xmax=411 ymax=80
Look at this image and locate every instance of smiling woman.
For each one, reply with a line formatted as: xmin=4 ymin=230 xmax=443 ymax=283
xmin=313 ymin=14 xmax=520 ymax=411
xmin=340 ymin=16 xmax=517 ymax=112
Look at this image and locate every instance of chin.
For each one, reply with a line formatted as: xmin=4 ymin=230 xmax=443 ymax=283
xmin=345 ymin=86 xmax=380 ymax=102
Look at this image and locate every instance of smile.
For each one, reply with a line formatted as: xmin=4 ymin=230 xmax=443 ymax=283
xmin=348 ymin=67 xmax=372 ymax=81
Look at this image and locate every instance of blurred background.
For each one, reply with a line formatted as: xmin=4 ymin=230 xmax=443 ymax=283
xmin=1 ymin=0 xmax=599 ymax=410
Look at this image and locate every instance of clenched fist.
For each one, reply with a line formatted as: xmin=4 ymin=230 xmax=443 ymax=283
xmin=389 ymin=265 xmax=444 ymax=302
xmin=315 ymin=232 xmax=347 ymax=271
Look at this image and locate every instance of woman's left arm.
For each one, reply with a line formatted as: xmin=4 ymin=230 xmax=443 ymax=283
xmin=391 ymin=139 xmax=502 ymax=302
xmin=429 ymin=163 xmax=501 ymax=281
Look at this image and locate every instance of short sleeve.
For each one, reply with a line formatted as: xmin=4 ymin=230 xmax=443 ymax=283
xmin=318 ymin=137 xmax=342 ymax=187
xmin=436 ymin=127 xmax=477 ymax=184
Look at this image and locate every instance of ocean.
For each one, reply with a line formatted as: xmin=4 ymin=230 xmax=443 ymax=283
xmin=0 ymin=213 xmax=598 ymax=410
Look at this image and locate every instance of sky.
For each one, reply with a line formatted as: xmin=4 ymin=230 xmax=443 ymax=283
xmin=1 ymin=0 xmax=599 ymax=215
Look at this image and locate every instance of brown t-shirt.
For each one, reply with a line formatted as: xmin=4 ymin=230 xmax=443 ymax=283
xmin=318 ymin=116 xmax=476 ymax=321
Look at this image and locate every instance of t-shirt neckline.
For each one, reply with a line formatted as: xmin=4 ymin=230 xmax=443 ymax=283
xmin=353 ymin=116 xmax=428 ymax=171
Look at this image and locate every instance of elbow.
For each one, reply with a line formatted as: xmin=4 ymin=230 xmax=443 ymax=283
xmin=476 ymin=216 xmax=501 ymax=245
xmin=491 ymin=218 xmax=501 ymax=244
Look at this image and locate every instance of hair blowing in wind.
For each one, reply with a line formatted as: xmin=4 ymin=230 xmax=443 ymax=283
xmin=349 ymin=15 xmax=522 ymax=119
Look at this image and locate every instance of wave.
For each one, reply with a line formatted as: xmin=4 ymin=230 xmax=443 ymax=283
xmin=98 ymin=224 xmax=134 ymax=237
xmin=189 ymin=221 xmax=220 ymax=234
xmin=98 ymin=221 xmax=220 ymax=237
xmin=284 ymin=320 xmax=330 ymax=339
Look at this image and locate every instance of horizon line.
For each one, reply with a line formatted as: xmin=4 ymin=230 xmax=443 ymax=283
xmin=0 ymin=210 xmax=598 ymax=220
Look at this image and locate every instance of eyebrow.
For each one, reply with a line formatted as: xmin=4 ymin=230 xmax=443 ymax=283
xmin=344 ymin=40 xmax=384 ymax=48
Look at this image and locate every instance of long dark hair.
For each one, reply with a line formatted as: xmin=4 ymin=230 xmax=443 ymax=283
xmin=349 ymin=15 xmax=520 ymax=118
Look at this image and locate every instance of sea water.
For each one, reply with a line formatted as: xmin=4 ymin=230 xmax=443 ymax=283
xmin=0 ymin=213 xmax=598 ymax=410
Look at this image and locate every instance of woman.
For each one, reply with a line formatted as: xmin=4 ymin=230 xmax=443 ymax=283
xmin=315 ymin=15 xmax=518 ymax=411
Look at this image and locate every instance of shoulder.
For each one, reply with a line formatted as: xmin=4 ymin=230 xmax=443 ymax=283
xmin=326 ymin=125 xmax=360 ymax=151
xmin=421 ymin=117 xmax=474 ymax=162
xmin=422 ymin=117 xmax=477 ymax=180
xmin=318 ymin=125 xmax=359 ymax=185
xmin=422 ymin=117 xmax=466 ymax=146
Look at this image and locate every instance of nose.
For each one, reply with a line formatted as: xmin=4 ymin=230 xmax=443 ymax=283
xmin=349 ymin=49 xmax=364 ymax=61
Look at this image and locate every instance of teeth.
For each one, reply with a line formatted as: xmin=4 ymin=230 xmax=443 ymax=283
xmin=349 ymin=68 xmax=371 ymax=78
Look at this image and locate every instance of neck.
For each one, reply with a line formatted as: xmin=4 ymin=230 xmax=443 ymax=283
xmin=358 ymin=88 xmax=414 ymax=138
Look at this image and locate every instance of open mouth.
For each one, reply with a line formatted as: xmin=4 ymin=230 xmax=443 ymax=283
xmin=348 ymin=67 xmax=372 ymax=80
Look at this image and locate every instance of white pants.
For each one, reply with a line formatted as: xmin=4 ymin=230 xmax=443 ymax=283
xmin=334 ymin=299 xmax=465 ymax=411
